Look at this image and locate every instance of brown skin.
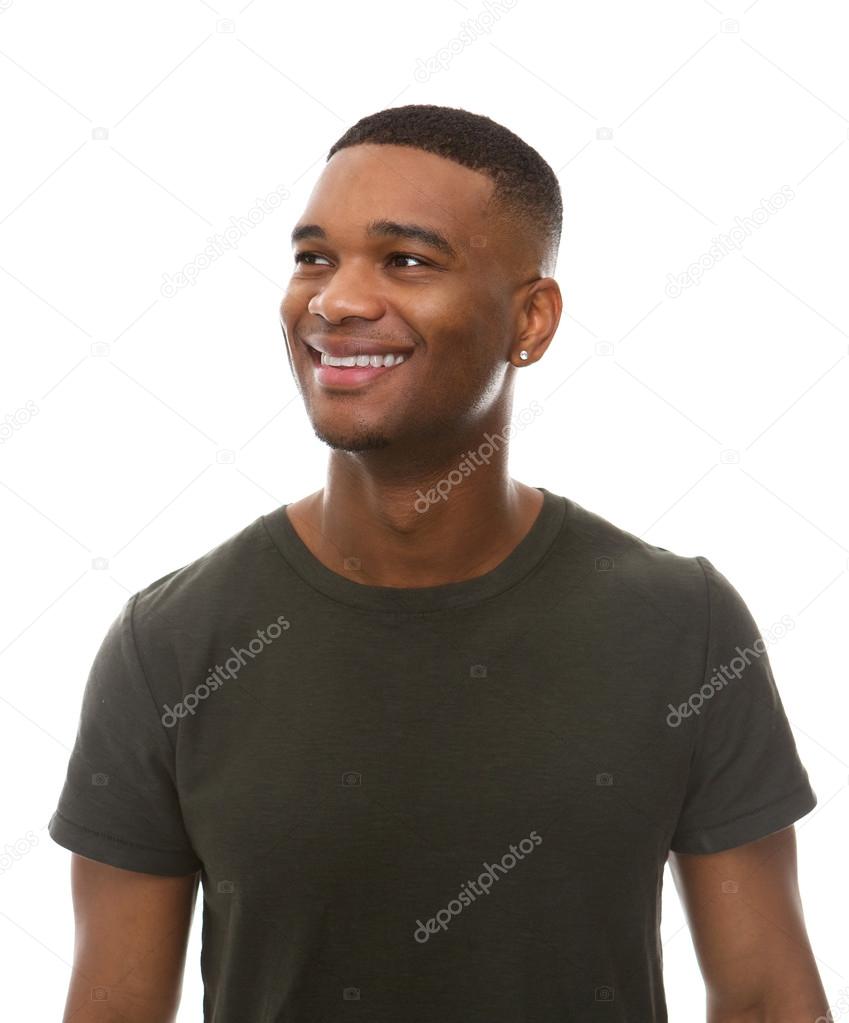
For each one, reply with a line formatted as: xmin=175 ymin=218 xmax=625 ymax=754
xmin=60 ymin=854 xmax=198 ymax=1022
xmin=278 ymin=142 xmax=828 ymax=1016
xmin=279 ymin=142 xmax=562 ymax=586
xmin=670 ymin=827 xmax=829 ymax=1020
xmin=59 ymin=144 xmax=827 ymax=1021
xmin=60 ymin=145 xmax=559 ymax=1019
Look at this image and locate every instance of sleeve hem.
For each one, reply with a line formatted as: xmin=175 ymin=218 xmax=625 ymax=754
xmin=668 ymin=782 xmax=817 ymax=855
xmin=48 ymin=811 xmax=202 ymax=876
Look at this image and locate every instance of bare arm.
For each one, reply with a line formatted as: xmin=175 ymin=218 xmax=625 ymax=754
xmin=61 ymin=852 xmax=200 ymax=1023
xmin=669 ymin=826 xmax=829 ymax=1022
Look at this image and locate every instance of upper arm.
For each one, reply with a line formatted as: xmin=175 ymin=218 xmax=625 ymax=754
xmin=669 ymin=825 xmax=828 ymax=1020
xmin=62 ymin=852 xmax=199 ymax=1023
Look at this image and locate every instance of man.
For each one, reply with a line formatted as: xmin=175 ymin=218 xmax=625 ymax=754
xmin=50 ymin=104 xmax=828 ymax=1021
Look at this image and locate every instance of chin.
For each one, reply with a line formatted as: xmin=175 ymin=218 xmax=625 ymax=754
xmin=311 ymin=422 xmax=392 ymax=452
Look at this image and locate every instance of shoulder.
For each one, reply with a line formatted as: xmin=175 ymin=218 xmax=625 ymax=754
xmin=551 ymin=494 xmax=709 ymax=615
xmin=129 ymin=512 xmax=277 ymax=644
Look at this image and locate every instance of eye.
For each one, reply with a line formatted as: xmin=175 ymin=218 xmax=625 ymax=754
xmin=293 ymin=251 xmax=431 ymax=269
xmin=389 ymin=253 xmax=429 ymax=268
xmin=293 ymin=252 xmax=330 ymax=266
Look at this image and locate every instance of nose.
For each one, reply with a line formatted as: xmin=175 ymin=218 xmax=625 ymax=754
xmin=307 ymin=260 xmax=385 ymax=324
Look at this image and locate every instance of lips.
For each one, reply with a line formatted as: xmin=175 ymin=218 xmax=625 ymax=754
xmin=301 ymin=337 xmax=412 ymax=390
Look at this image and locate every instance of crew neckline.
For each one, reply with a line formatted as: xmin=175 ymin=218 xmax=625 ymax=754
xmin=261 ymin=487 xmax=567 ymax=614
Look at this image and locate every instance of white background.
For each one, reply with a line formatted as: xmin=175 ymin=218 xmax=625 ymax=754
xmin=1 ymin=0 xmax=847 ymax=1019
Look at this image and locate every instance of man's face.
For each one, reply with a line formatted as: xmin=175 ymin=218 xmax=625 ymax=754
xmin=279 ymin=143 xmax=532 ymax=453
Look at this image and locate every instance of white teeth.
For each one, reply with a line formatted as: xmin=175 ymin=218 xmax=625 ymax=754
xmin=320 ymin=351 xmax=407 ymax=368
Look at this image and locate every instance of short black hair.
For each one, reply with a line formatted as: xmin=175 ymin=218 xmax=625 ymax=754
xmin=327 ymin=104 xmax=562 ymax=277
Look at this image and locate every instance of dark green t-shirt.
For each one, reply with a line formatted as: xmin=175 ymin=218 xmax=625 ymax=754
xmin=49 ymin=487 xmax=816 ymax=1021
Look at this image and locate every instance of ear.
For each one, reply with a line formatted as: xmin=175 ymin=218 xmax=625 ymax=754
xmin=509 ymin=278 xmax=563 ymax=366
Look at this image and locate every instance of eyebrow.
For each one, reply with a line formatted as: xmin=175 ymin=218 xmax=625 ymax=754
xmin=290 ymin=218 xmax=459 ymax=261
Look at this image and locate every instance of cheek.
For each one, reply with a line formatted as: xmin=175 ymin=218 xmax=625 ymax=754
xmin=438 ymin=298 xmax=510 ymax=372
xmin=279 ymin=286 xmax=300 ymax=326
xmin=280 ymin=271 xmax=314 ymax=312
xmin=420 ymin=320 xmax=509 ymax=412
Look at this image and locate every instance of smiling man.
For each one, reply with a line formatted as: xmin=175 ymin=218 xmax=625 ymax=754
xmin=50 ymin=104 xmax=827 ymax=1022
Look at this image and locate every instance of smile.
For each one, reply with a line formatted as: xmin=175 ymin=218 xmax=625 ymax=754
xmin=303 ymin=341 xmax=412 ymax=389
xmin=319 ymin=351 xmax=407 ymax=368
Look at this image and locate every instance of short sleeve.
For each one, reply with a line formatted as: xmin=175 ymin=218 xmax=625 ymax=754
xmin=48 ymin=595 xmax=202 ymax=875
xmin=669 ymin=556 xmax=817 ymax=855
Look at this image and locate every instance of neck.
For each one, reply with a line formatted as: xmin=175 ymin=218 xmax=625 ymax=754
xmin=285 ymin=437 xmax=543 ymax=589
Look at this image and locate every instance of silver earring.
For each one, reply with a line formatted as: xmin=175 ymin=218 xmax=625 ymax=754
xmin=519 ymin=350 xmax=529 ymax=361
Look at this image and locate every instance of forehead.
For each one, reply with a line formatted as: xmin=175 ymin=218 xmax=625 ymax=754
xmin=298 ymin=143 xmax=496 ymax=250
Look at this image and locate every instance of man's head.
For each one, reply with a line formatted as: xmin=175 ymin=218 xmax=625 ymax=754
xmin=280 ymin=103 xmax=563 ymax=454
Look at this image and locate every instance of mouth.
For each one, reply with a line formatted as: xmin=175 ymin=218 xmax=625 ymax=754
xmin=301 ymin=339 xmax=412 ymax=390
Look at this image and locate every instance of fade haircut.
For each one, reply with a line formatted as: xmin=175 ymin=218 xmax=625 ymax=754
xmin=327 ymin=104 xmax=563 ymax=278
